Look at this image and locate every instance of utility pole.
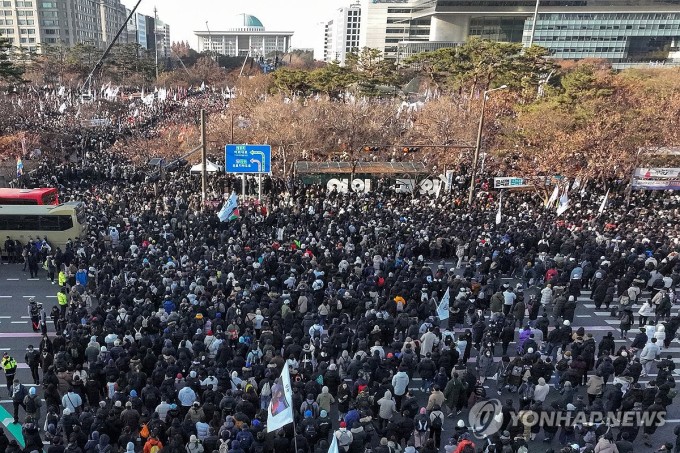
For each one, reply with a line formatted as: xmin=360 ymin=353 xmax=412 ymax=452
xmin=205 ymin=21 xmax=215 ymax=61
xmin=200 ymin=109 xmax=207 ymax=208
xmin=528 ymin=0 xmax=540 ymax=47
xmin=468 ymin=85 xmax=508 ymax=206
xmin=154 ymin=6 xmax=159 ymax=80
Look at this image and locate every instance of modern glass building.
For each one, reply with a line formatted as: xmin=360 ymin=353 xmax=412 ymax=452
xmin=403 ymin=0 xmax=680 ymax=64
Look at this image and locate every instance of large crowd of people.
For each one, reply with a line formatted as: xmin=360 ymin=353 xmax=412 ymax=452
xmin=0 ymin=90 xmax=678 ymax=453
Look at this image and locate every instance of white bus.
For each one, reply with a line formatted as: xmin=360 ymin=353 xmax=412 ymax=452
xmin=0 ymin=201 xmax=87 ymax=249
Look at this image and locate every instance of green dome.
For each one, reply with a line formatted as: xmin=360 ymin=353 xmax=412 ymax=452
xmin=227 ymin=13 xmax=264 ymax=30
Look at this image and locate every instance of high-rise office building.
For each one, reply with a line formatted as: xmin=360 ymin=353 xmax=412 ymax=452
xmin=358 ymin=0 xmax=430 ymax=60
xmin=125 ymin=10 xmax=171 ymax=57
xmin=156 ymin=18 xmax=170 ymax=58
xmin=0 ymin=0 xmax=129 ymax=54
xmin=413 ymin=0 xmax=680 ymax=64
xmin=323 ymin=4 xmax=361 ymax=65
xmin=340 ymin=0 xmax=680 ymax=66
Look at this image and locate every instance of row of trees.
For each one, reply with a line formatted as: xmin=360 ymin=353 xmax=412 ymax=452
xmin=208 ymin=55 xmax=680 ymax=180
xmin=3 ymin=36 xmax=680 ymax=181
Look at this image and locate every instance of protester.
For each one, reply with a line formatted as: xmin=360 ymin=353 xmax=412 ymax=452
xmin=0 ymin=90 xmax=677 ymax=453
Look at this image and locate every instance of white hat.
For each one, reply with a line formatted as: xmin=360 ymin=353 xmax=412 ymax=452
xmin=563 ymin=320 xmax=570 ymax=326
xmin=457 ymin=420 xmax=465 ymax=428
xmin=568 ymin=296 xmax=575 ymax=301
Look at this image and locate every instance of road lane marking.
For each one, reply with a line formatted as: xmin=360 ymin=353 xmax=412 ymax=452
xmin=6 ymin=278 xmax=18 ymax=281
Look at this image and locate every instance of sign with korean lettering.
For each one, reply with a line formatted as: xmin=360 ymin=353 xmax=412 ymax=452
xmin=493 ymin=177 xmax=530 ymax=189
xmin=225 ymin=144 xmax=271 ymax=174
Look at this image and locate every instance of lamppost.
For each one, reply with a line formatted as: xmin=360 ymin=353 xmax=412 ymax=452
xmin=467 ymin=85 xmax=508 ymax=206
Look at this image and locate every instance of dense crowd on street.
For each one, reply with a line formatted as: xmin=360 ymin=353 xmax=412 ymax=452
xmin=0 ymin=86 xmax=229 ymax=165
xmin=0 ymin=91 xmax=679 ymax=453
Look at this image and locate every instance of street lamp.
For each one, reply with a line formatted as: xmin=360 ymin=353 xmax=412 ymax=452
xmin=467 ymin=85 xmax=508 ymax=206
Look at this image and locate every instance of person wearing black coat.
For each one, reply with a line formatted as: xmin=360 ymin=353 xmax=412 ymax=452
xmin=613 ymin=353 xmax=629 ymax=376
xmin=0 ymin=427 xmax=8 ymax=452
xmin=605 ymin=383 xmax=624 ymax=412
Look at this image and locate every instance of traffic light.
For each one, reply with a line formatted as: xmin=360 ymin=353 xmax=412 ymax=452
xmin=403 ymin=147 xmax=419 ymax=154
xmin=364 ymin=146 xmax=379 ymax=153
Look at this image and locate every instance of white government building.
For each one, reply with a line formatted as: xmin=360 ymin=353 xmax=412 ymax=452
xmin=194 ymin=13 xmax=293 ymax=58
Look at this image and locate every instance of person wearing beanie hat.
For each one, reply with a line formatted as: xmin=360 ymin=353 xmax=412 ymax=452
xmin=336 ymin=422 xmax=353 ymax=451
xmin=186 ymin=434 xmax=202 ymax=453
xmin=316 ymin=386 xmax=335 ymax=414
xmin=414 ymin=407 xmax=430 ymax=448
xmin=300 ymin=409 xmax=318 ymax=443
xmin=534 ymin=377 xmax=550 ymax=403
xmin=125 ymin=441 xmax=135 ymax=453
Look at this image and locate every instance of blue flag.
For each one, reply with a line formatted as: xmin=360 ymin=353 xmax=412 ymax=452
xmin=217 ymin=192 xmax=239 ymax=222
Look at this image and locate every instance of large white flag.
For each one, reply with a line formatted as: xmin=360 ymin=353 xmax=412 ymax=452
xmin=437 ymin=287 xmax=450 ymax=320
xmin=217 ymin=192 xmax=239 ymax=222
xmin=266 ymin=365 xmax=294 ymax=432
xmin=546 ymin=185 xmax=559 ymax=207
xmin=556 ymin=191 xmax=570 ymax=216
xmin=598 ymin=189 xmax=609 ymax=214
xmin=328 ymin=433 xmax=340 ymax=453
xmin=495 ymin=192 xmax=502 ymax=225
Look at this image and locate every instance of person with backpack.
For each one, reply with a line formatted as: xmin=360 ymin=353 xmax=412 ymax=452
xmin=413 ymin=407 xmax=430 ymax=448
xmin=23 ymin=386 xmax=42 ymax=422
xmin=454 ymin=433 xmax=476 ymax=453
xmin=429 ymin=404 xmax=445 ymax=449
xmin=301 ymin=410 xmax=319 ymax=445
xmin=335 ymin=422 xmax=353 ymax=453
xmin=186 ymin=434 xmax=204 ymax=453
xmin=300 ymin=393 xmax=320 ymax=419
xmin=143 ymin=434 xmax=163 ymax=453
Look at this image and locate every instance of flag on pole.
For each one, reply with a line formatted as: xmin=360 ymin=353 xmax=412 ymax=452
xmin=556 ymin=191 xmax=570 ymax=216
xmin=546 ymin=185 xmax=559 ymax=207
xmin=16 ymin=157 xmax=23 ymax=177
xmin=495 ymin=192 xmax=502 ymax=225
xmin=266 ymin=365 xmax=294 ymax=433
xmin=598 ymin=189 xmax=610 ymax=214
xmin=217 ymin=192 xmax=239 ymax=222
xmin=437 ymin=287 xmax=450 ymax=320
xmin=328 ymin=433 xmax=340 ymax=453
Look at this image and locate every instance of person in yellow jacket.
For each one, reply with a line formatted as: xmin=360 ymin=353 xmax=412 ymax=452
xmin=58 ymin=269 xmax=67 ymax=287
xmin=57 ymin=287 xmax=68 ymax=317
xmin=1 ymin=352 xmax=17 ymax=396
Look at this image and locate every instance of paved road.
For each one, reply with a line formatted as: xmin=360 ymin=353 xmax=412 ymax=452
xmin=0 ymin=262 xmax=679 ymax=450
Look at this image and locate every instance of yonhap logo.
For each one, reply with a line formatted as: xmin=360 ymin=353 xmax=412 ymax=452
xmin=468 ymin=399 xmax=503 ymax=438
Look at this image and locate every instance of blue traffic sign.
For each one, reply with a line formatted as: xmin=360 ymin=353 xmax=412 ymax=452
xmin=225 ymin=144 xmax=271 ymax=174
